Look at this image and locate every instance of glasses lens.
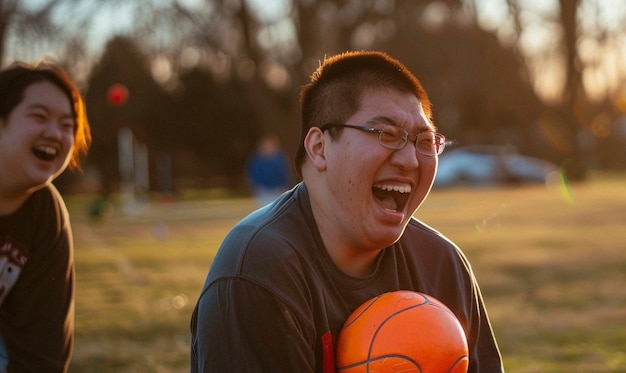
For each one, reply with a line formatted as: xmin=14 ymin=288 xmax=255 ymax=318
xmin=379 ymin=125 xmax=407 ymax=149
xmin=416 ymin=132 xmax=446 ymax=156
xmin=416 ymin=132 xmax=436 ymax=155
xmin=379 ymin=125 xmax=445 ymax=156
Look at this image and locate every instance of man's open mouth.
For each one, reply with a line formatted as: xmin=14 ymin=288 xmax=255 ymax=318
xmin=372 ymin=183 xmax=411 ymax=212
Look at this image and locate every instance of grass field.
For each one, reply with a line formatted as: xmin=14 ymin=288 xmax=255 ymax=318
xmin=67 ymin=173 xmax=626 ymax=372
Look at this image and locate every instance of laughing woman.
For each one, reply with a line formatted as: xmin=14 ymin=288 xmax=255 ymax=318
xmin=0 ymin=62 xmax=91 ymax=372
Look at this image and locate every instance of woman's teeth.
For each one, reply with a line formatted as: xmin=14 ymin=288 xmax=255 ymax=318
xmin=33 ymin=145 xmax=57 ymax=161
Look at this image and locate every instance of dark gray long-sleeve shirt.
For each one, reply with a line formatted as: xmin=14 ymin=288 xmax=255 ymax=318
xmin=191 ymin=182 xmax=503 ymax=372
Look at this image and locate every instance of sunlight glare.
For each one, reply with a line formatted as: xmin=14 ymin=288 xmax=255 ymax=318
xmin=151 ymin=55 xmax=172 ymax=83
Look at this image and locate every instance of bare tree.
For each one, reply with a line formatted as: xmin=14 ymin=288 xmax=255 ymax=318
xmin=0 ymin=0 xmax=139 ymax=72
xmin=0 ymin=0 xmax=61 ymax=66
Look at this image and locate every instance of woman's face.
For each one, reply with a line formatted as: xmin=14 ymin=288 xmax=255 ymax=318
xmin=0 ymin=81 xmax=75 ymax=193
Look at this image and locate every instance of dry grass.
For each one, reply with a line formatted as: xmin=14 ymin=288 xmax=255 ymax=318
xmin=421 ymin=173 xmax=626 ymax=373
xmin=67 ymin=172 xmax=626 ymax=372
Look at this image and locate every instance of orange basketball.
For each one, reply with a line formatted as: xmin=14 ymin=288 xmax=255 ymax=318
xmin=336 ymin=291 xmax=469 ymax=373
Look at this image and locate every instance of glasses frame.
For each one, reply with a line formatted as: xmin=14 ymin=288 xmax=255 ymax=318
xmin=320 ymin=123 xmax=446 ymax=156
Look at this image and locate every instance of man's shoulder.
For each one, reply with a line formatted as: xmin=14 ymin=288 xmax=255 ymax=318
xmin=225 ymin=189 xmax=310 ymax=251
xmin=400 ymin=218 xmax=462 ymax=257
xmin=404 ymin=218 xmax=450 ymax=241
xmin=208 ymin=186 xmax=316 ymax=282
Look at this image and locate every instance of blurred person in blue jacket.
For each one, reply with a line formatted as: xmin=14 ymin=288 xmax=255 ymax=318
xmin=245 ymin=134 xmax=292 ymax=206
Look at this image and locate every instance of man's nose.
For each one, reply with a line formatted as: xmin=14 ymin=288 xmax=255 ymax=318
xmin=391 ymin=141 xmax=419 ymax=170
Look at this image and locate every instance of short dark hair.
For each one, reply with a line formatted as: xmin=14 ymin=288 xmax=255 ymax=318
xmin=295 ymin=51 xmax=433 ymax=174
xmin=0 ymin=61 xmax=91 ymax=170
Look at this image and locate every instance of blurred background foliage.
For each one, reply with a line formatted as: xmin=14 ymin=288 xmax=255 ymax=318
xmin=2 ymin=0 xmax=625 ymax=195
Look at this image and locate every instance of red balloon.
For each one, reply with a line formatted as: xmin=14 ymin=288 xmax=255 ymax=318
xmin=107 ymin=84 xmax=129 ymax=106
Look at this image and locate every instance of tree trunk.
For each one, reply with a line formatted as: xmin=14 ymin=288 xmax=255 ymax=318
xmin=558 ymin=0 xmax=587 ymax=181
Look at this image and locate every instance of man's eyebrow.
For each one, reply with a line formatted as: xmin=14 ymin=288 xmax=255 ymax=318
xmin=367 ymin=116 xmax=397 ymax=126
xmin=369 ymin=115 xmax=436 ymax=132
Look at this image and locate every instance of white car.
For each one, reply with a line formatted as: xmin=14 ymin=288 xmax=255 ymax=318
xmin=434 ymin=145 xmax=561 ymax=188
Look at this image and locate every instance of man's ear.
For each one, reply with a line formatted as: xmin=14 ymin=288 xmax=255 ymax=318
xmin=303 ymin=127 xmax=327 ymax=171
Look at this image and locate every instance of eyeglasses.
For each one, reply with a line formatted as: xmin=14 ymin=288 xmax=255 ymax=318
xmin=320 ymin=123 xmax=446 ymax=156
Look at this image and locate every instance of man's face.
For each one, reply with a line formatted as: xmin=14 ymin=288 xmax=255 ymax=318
xmin=311 ymin=87 xmax=438 ymax=254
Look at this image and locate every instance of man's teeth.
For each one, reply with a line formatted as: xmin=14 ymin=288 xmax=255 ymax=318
xmin=372 ymin=183 xmax=411 ymax=211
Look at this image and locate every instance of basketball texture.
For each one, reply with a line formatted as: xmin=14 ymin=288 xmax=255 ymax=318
xmin=336 ymin=290 xmax=469 ymax=373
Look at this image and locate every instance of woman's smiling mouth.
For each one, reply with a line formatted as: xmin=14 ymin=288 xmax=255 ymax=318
xmin=32 ymin=145 xmax=58 ymax=161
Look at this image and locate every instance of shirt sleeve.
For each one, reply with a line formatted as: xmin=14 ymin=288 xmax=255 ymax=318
xmin=412 ymin=221 xmax=504 ymax=373
xmin=191 ymin=277 xmax=316 ymax=372
xmin=466 ymin=274 xmax=504 ymax=373
xmin=443 ymin=242 xmax=503 ymax=373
